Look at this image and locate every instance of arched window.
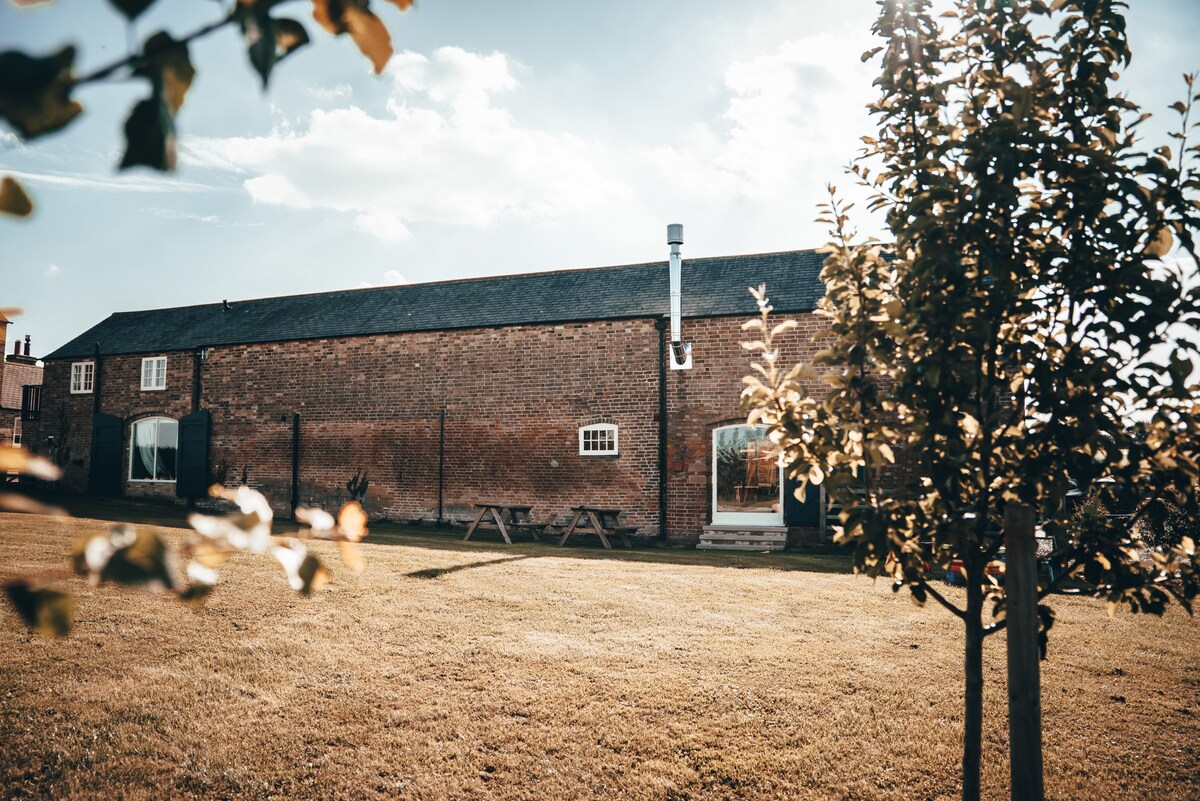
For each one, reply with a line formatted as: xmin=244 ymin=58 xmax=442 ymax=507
xmin=129 ymin=417 xmax=178 ymax=482
xmin=578 ymin=423 xmax=618 ymax=456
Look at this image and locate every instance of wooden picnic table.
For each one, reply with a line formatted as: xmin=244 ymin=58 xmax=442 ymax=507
xmin=463 ymin=502 xmax=541 ymax=545
xmin=558 ymin=506 xmax=635 ymax=549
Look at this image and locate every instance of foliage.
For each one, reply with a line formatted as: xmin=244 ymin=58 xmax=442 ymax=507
xmin=1139 ymin=494 xmax=1200 ymax=549
xmin=2 ymin=442 xmax=369 ymax=638
xmin=742 ymin=0 xmax=1200 ymax=798
xmin=0 ymin=0 xmax=415 ymax=215
xmin=346 ymin=467 xmax=370 ymax=502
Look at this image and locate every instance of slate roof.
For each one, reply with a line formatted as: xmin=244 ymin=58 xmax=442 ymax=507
xmin=1 ymin=360 xmax=42 ymax=410
xmin=45 ymin=250 xmax=826 ymax=360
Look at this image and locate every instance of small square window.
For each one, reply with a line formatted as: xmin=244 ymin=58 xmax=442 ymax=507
xmin=579 ymin=423 xmax=618 ymax=456
xmin=71 ymin=361 xmax=95 ymax=394
xmin=141 ymin=356 xmax=167 ymax=391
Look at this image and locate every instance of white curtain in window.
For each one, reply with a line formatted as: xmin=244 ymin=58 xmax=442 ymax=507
xmin=132 ymin=420 xmax=157 ymax=480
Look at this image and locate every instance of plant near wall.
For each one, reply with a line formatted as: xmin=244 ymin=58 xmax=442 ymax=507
xmin=742 ymin=1 xmax=1200 ymax=799
xmin=346 ymin=468 xmax=369 ymax=502
xmin=0 ymin=0 xmax=414 ymax=217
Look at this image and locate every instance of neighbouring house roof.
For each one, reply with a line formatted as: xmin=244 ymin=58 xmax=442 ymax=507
xmin=45 ymin=249 xmax=826 ymax=360
xmin=0 ymin=360 xmax=42 ymax=411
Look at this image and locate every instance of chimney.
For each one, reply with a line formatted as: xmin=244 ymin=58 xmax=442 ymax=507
xmin=11 ymin=340 xmax=18 ymax=357
xmin=23 ymin=335 xmax=30 ymax=357
xmin=667 ymin=223 xmax=692 ymax=370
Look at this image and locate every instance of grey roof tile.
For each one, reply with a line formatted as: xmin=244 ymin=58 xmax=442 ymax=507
xmin=46 ymin=250 xmax=825 ymax=360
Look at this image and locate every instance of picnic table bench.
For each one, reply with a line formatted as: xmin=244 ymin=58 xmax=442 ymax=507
xmin=557 ymin=506 xmax=636 ymax=549
xmin=463 ymin=503 xmax=542 ymax=545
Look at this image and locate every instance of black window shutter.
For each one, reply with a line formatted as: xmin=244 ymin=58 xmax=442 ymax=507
xmin=89 ymin=413 xmax=124 ymax=497
xmin=176 ymin=410 xmax=210 ymax=498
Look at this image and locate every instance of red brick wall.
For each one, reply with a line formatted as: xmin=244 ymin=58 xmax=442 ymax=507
xmin=37 ymin=311 xmax=828 ymax=541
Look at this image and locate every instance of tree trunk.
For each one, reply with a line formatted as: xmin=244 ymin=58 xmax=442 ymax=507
xmin=1004 ymin=503 xmax=1044 ymax=801
xmin=963 ymin=570 xmax=985 ymax=801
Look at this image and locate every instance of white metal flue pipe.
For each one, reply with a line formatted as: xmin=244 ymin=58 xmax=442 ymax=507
xmin=668 ymin=225 xmax=683 ymax=344
xmin=666 ymin=223 xmax=692 ymax=370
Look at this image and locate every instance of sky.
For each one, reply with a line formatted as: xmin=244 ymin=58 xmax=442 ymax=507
xmin=2 ymin=0 xmax=1199 ymax=356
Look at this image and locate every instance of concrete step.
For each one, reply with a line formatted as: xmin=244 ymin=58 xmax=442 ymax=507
xmin=697 ymin=526 xmax=787 ymax=551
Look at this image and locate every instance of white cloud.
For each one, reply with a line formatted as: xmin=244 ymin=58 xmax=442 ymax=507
xmin=45 ymin=264 xmax=61 ymax=279
xmin=152 ymin=208 xmax=221 ymax=224
xmin=2 ymin=167 xmax=218 ymax=194
xmin=359 ymin=269 xmax=408 ymax=288
xmin=188 ymin=37 xmax=881 ymax=249
xmin=308 ymin=83 xmax=353 ymax=101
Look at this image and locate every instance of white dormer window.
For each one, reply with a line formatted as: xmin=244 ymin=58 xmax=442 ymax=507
xmin=141 ymin=356 xmax=167 ymax=391
xmin=579 ymin=423 xmax=618 ymax=456
xmin=71 ymin=361 xmax=95 ymax=394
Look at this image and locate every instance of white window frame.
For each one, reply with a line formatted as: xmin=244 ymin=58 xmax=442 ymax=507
xmin=11 ymin=420 xmax=21 ymax=448
xmin=128 ymin=416 xmax=178 ymax=483
xmin=140 ymin=356 xmax=167 ymax=391
xmin=711 ymin=424 xmax=784 ymax=527
xmin=579 ymin=423 xmax=619 ymax=456
xmin=70 ymin=361 xmax=95 ymax=394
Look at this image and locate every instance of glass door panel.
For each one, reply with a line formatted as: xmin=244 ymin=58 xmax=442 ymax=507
xmin=712 ymin=425 xmax=783 ymax=526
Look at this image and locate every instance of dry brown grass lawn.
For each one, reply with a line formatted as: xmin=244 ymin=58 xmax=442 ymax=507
xmin=1 ymin=513 xmax=1197 ymax=801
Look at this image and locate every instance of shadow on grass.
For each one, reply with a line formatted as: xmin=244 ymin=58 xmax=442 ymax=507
xmin=19 ymin=490 xmax=852 ymax=576
xmin=407 ymin=554 xmax=535 ymax=579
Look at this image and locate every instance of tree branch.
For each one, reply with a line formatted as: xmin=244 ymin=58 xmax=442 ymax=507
xmin=73 ymin=12 xmax=237 ymax=87
xmin=919 ymin=576 xmax=967 ymax=620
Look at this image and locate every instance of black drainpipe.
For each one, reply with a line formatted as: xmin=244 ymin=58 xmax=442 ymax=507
xmin=290 ymin=412 xmax=301 ymax=518
xmin=188 ymin=349 xmax=204 ymax=509
xmin=437 ymin=407 xmax=446 ymax=526
xmin=654 ymin=318 xmax=668 ymax=541
xmin=92 ymin=342 xmax=103 ymax=415
xmin=191 ymin=348 xmax=204 ymax=413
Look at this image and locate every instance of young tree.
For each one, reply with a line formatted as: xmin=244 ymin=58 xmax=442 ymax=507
xmin=743 ymin=1 xmax=1200 ymax=799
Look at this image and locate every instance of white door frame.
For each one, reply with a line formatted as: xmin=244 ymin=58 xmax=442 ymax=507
xmin=711 ymin=424 xmax=784 ymax=527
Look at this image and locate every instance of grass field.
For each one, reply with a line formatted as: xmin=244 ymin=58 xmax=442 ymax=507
xmin=1 ymin=511 xmax=1197 ymax=800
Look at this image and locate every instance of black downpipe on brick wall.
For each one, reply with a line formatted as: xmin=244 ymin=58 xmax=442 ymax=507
xmin=437 ymin=407 xmax=446 ymax=526
xmin=188 ymin=349 xmax=204 ymax=509
xmin=92 ymin=342 xmax=102 ymax=415
xmin=191 ymin=348 xmax=203 ymax=412
xmin=290 ymin=413 xmax=301 ymax=518
xmin=655 ymin=318 xmax=668 ymax=541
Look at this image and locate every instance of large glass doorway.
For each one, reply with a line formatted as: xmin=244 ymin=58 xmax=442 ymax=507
xmin=711 ymin=424 xmax=783 ymax=526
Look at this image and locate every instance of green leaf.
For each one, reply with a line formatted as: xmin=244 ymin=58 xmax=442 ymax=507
xmin=1145 ymin=226 xmax=1174 ymax=257
xmin=138 ymin=32 xmax=195 ymax=116
xmin=107 ymin=0 xmax=157 ymax=21
xmin=119 ymin=97 xmax=175 ymax=171
xmin=244 ymin=12 xmax=278 ymax=88
xmin=274 ymin=18 xmax=312 ymax=63
xmin=240 ymin=13 xmax=309 ymax=88
xmin=3 ymin=581 xmax=72 ymax=638
xmin=0 ymin=176 xmax=32 ymax=217
xmin=0 ymin=47 xmax=83 ymax=139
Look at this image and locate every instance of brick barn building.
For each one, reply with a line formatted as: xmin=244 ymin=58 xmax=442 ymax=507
xmin=32 ymin=246 xmax=832 ymax=547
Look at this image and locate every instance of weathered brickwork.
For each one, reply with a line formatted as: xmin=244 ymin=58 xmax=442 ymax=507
xmin=36 ymin=311 xmax=829 ymax=542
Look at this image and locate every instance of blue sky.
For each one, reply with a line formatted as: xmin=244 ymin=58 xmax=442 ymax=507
xmin=2 ymin=0 xmax=1198 ymax=355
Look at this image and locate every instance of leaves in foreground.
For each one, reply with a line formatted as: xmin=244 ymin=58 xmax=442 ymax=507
xmin=0 ymin=47 xmax=82 ymax=140
xmin=2 ymin=484 xmax=369 ymax=636
xmin=0 ymin=176 xmax=33 ymax=217
xmin=119 ymin=32 xmax=195 ymax=172
xmin=3 ymin=581 xmax=71 ymax=638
